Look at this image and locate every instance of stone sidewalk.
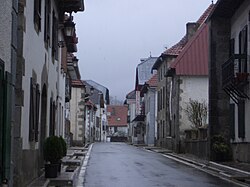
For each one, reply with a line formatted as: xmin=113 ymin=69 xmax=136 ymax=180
xmin=140 ymin=145 xmax=250 ymax=187
xmin=28 ymin=144 xmax=92 ymax=187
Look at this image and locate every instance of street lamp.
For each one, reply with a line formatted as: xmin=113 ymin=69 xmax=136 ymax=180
xmin=64 ymin=17 xmax=75 ymax=37
xmin=72 ymin=56 xmax=78 ymax=67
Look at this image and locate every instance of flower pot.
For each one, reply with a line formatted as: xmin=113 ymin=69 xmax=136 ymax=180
xmin=45 ymin=163 xmax=58 ymax=178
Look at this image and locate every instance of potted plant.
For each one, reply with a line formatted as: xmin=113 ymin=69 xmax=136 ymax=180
xmin=58 ymin=136 xmax=67 ymax=172
xmin=44 ymin=136 xmax=63 ymax=178
xmin=59 ymin=136 xmax=67 ymax=157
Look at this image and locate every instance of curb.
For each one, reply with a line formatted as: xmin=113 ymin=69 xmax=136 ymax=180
xmin=142 ymin=147 xmax=249 ymax=187
xmin=75 ymin=143 xmax=93 ymax=187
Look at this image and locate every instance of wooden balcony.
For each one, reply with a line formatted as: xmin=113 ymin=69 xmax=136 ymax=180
xmin=221 ymin=54 xmax=249 ymax=104
xmin=60 ymin=0 xmax=85 ymax=13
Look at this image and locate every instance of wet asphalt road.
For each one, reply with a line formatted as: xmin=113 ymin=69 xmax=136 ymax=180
xmin=83 ymin=142 xmax=239 ymax=187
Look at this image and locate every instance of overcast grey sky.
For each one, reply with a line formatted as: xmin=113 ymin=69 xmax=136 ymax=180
xmin=74 ymin=0 xmax=215 ymax=101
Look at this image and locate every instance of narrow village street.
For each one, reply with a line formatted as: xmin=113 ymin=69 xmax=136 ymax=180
xmin=83 ymin=143 xmax=239 ymax=187
xmin=2 ymin=1 xmax=250 ymax=186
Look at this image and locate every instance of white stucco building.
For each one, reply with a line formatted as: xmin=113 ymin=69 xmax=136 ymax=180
xmin=13 ymin=1 xmax=84 ymax=186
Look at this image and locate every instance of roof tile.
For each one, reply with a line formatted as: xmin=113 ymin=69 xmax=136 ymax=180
xmin=163 ymin=4 xmax=214 ymax=56
xmin=107 ymin=105 xmax=128 ymax=127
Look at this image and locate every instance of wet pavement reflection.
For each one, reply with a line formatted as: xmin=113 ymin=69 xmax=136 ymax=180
xmin=83 ymin=143 xmax=240 ymax=187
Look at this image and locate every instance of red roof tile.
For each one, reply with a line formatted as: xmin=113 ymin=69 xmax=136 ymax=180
xmin=163 ymin=36 xmax=187 ymax=56
xmin=170 ymin=24 xmax=209 ymax=76
xmin=169 ymin=4 xmax=214 ymax=76
xmin=146 ymin=73 xmax=158 ymax=87
xmin=163 ymin=4 xmax=214 ymax=56
xmin=71 ymin=79 xmax=84 ymax=87
xmin=107 ymin=105 xmax=128 ymax=127
xmin=196 ymin=4 xmax=214 ymax=25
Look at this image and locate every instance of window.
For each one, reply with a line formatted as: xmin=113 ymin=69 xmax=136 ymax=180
xmin=229 ymin=38 xmax=235 ymax=58
xmin=238 ymin=100 xmax=245 ymax=139
xmin=34 ymin=0 xmax=42 ymax=32
xmin=49 ymin=98 xmax=56 ymax=136
xmin=163 ymin=87 xmax=165 ymax=109
xmin=238 ymin=26 xmax=248 ymax=73
xmin=229 ymin=104 xmax=235 ymax=140
xmin=160 ymin=89 xmax=163 ymax=110
xmin=29 ymin=78 xmax=40 ymax=142
xmin=44 ymin=0 xmax=51 ymax=45
xmin=52 ymin=11 xmax=58 ymax=60
xmin=157 ymin=91 xmax=160 ymax=111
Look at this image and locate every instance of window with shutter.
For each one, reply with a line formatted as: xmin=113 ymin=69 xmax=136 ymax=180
xmin=49 ymin=98 xmax=56 ymax=136
xmin=238 ymin=100 xmax=245 ymax=139
xmin=29 ymin=78 xmax=40 ymax=142
xmin=52 ymin=11 xmax=58 ymax=60
xmin=34 ymin=0 xmax=42 ymax=32
xmin=238 ymin=26 xmax=248 ymax=73
xmin=29 ymin=78 xmax=35 ymax=141
xmin=44 ymin=0 xmax=51 ymax=45
xmin=229 ymin=38 xmax=235 ymax=58
xmin=229 ymin=104 xmax=235 ymax=140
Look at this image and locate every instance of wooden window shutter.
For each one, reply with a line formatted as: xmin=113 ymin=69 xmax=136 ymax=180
xmin=44 ymin=0 xmax=51 ymax=43
xmin=229 ymin=38 xmax=234 ymax=58
xmin=238 ymin=100 xmax=245 ymax=139
xmin=229 ymin=104 xmax=235 ymax=140
xmin=35 ymin=84 xmax=40 ymax=142
xmin=49 ymin=98 xmax=53 ymax=136
xmin=34 ymin=0 xmax=41 ymax=31
xmin=29 ymin=78 xmax=35 ymax=141
xmin=52 ymin=11 xmax=58 ymax=60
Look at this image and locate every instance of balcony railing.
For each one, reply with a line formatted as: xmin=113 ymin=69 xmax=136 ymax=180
xmin=221 ymin=54 xmax=249 ymax=104
xmin=60 ymin=0 xmax=84 ymax=13
xmin=222 ymin=54 xmax=247 ymax=87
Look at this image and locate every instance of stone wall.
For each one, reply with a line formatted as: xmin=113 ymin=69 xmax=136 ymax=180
xmin=209 ymin=17 xmax=231 ymax=159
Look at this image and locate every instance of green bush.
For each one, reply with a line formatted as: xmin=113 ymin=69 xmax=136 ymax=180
xmin=59 ymin=136 xmax=67 ymax=157
xmin=44 ymin=136 xmax=63 ymax=164
xmin=211 ymin=135 xmax=230 ymax=161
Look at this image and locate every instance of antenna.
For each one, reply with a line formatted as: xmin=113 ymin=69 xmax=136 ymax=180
xmin=150 ymin=51 xmax=152 ymax=57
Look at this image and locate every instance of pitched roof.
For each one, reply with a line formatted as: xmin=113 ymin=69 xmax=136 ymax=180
xmin=107 ymin=105 xmax=128 ymax=127
xmin=163 ymin=4 xmax=214 ymax=57
xmin=71 ymin=79 xmax=84 ymax=87
xmin=135 ymin=56 xmax=157 ymax=90
xmin=170 ymin=24 xmax=209 ymax=76
xmin=126 ymin=90 xmax=136 ymax=99
xmin=170 ymin=4 xmax=214 ymax=76
xmin=146 ymin=73 xmax=158 ymax=87
xmin=163 ymin=36 xmax=188 ymax=56
xmin=83 ymin=80 xmax=110 ymax=105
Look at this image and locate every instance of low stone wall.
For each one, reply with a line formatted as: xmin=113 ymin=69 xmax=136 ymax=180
xmin=231 ymin=142 xmax=250 ymax=162
xmin=184 ymin=140 xmax=208 ymax=159
xmin=184 ymin=128 xmax=209 ymax=159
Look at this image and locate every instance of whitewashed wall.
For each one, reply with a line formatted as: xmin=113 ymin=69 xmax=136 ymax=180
xmin=21 ymin=1 xmax=64 ymax=149
xmin=179 ymin=76 xmax=208 ymax=134
xmin=70 ymin=87 xmax=82 ymax=141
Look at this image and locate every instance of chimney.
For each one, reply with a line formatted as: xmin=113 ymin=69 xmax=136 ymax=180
xmin=186 ymin=22 xmax=199 ymax=41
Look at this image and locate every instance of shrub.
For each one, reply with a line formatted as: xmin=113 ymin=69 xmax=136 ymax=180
xmin=184 ymin=99 xmax=208 ymax=129
xmin=59 ymin=136 xmax=67 ymax=157
xmin=211 ymin=135 xmax=230 ymax=161
xmin=44 ymin=136 xmax=63 ymax=164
